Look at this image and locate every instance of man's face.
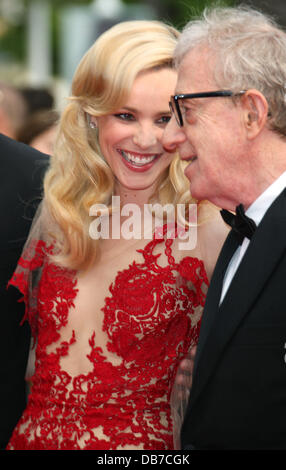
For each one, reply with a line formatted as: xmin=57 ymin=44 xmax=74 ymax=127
xmin=163 ymin=47 xmax=247 ymax=209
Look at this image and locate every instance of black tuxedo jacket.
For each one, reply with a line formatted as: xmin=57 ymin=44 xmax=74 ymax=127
xmin=181 ymin=189 xmax=286 ymax=449
xmin=0 ymin=134 xmax=48 ymax=448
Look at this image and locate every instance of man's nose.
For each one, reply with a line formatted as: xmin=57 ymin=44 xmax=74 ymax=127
xmin=162 ymin=116 xmax=185 ymax=153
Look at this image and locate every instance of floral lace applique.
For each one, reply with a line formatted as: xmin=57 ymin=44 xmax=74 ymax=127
xmin=7 ymin=228 xmax=208 ymax=450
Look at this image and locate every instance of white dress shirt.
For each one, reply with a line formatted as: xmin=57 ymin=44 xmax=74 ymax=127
xmin=220 ymin=170 xmax=286 ymax=304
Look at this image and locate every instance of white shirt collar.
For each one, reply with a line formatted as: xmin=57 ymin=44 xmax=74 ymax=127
xmin=246 ymin=170 xmax=286 ymax=226
xmin=220 ymin=170 xmax=286 ymax=304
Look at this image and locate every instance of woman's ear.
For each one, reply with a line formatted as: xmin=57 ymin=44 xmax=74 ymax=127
xmin=241 ymin=89 xmax=268 ymax=139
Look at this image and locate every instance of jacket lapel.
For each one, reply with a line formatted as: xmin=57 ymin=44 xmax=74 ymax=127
xmin=187 ymin=189 xmax=286 ymax=414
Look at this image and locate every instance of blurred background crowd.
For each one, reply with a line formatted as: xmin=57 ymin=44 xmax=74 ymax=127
xmin=0 ymin=0 xmax=285 ymax=155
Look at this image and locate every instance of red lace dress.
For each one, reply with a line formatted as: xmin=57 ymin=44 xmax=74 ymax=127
xmin=6 ymin=230 xmax=208 ymax=450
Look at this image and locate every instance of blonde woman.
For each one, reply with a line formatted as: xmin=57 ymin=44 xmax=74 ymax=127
xmin=7 ymin=21 xmax=227 ymax=450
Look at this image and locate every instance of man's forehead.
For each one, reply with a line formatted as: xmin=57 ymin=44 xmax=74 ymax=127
xmin=175 ymin=47 xmax=215 ymax=94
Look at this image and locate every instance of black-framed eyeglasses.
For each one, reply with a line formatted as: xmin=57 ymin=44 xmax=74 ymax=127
xmin=169 ymin=90 xmax=246 ymax=127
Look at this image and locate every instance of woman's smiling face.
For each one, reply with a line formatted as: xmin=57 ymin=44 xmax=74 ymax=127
xmin=94 ymin=68 xmax=177 ymax=197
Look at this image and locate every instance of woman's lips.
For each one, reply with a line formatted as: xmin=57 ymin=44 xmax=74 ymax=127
xmin=118 ymin=149 xmax=161 ymax=171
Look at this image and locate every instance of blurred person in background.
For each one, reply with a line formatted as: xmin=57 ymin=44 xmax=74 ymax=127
xmin=0 ymin=133 xmax=48 ymax=449
xmin=6 ymin=20 xmax=227 ymax=450
xmin=17 ymin=109 xmax=59 ymax=155
xmin=0 ymin=82 xmax=27 ymax=139
xmin=19 ymin=87 xmax=54 ymax=116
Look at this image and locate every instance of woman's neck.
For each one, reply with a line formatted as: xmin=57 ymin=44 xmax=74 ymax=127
xmin=113 ymin=184 xmax=157 ymax=210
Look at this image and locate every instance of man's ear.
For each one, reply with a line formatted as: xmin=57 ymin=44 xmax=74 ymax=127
xmin=240 ymin=89 xmax=268 ymax=139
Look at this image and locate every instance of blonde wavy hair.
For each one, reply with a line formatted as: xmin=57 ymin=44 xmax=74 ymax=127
xmin=44 ymin=20 xmax=195 ymax=271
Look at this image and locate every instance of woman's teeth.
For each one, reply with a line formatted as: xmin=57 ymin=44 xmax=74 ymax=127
xmin=120 ymin=150 xmax=158 ymax=166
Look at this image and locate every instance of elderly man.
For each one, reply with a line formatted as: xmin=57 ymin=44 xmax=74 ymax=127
xmin=163 ymin=6 xmax=286 ymax=449
xmin=0 ymin=82 xmax=27 ymax=139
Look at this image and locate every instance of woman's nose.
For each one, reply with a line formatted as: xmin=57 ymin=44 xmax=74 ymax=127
xmin=133 ymin=124 xmax=157 ymax=148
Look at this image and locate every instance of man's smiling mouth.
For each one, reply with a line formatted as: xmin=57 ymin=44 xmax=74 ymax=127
xmin=183 ymin=155 xmax=198 ymax=164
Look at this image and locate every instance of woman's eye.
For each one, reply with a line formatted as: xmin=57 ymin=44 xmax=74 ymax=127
xmin=114 ymin=113 xmax=135 ymax=121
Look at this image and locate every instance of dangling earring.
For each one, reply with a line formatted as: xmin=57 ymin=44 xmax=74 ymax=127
xmin=86 ymin=113 xmax=97 ymax=129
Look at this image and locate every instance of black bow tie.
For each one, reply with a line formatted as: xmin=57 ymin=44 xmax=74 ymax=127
xmin=220 ymin=204 xmax=256 ymax=244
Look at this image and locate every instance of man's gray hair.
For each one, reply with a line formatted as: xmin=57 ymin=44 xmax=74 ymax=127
xmin=175 ymin=6 xmax=286 ymax=137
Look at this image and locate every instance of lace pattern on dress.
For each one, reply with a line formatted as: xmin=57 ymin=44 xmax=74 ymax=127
xmin=7 ymin=225 xmax=208 ymax=450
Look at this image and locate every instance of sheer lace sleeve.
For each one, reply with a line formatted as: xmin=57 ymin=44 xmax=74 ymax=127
xmin=8 ymin=202 xmax=52 ymax=343
xmin=170 ymin=205 xmax=228 ymax=449
xmin=171 ymin=349 xmax=194 ymax=450
xmin=171 ymin=254 xmax=208 ymax=449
